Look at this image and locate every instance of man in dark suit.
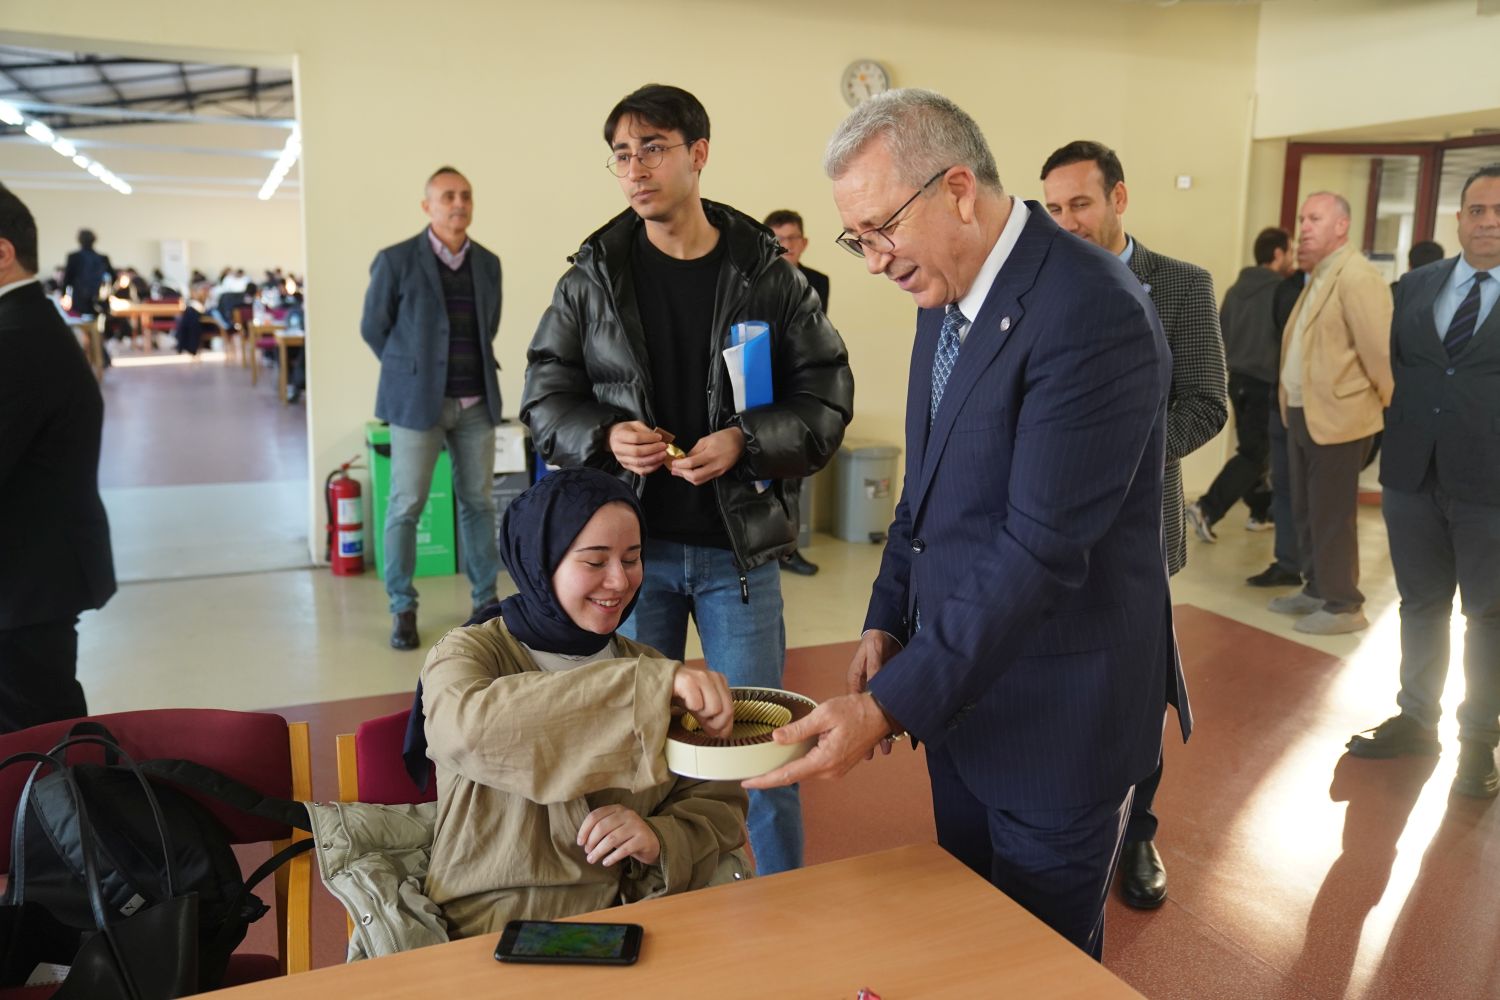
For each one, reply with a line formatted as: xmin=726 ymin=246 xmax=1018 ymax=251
xmin=361 ymin=166 xmax=503 ymax=649
xmin=61 ymin=227 xmax=112 ymax=316
xmin=764 ymin=208 xmax=830 ymax=577
xmin=1040 ymin=140 xmax=1226 ymax=911
xmin=1347 ymin=164 xmax=1500 ymax=798
xmin=748 ymin=90 xmax=1188 ymax=959
xmin=0 ymin=184 xmax=116 ymax=733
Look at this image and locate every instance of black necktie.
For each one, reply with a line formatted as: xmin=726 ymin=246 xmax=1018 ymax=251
xmin=1444 ymin=271 xmax=1490 ymax=359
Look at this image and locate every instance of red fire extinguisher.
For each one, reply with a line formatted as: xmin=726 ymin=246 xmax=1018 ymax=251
xmin=325 ymin=457 xmax=365 ymax=576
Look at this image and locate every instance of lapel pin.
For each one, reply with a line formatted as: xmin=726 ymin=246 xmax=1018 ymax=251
xmin=1000 ymin=316 xmax=1012 ymax=331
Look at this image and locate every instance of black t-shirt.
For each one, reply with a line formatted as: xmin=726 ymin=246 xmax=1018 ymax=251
xmin=631 ymin=224 xmax=731 ymax=549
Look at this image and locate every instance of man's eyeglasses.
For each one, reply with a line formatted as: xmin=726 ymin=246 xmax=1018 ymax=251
xmin=606 ymin=142 xmax=689 ymax=177
xmin=834 ymin=167 xmax=953 ymax=258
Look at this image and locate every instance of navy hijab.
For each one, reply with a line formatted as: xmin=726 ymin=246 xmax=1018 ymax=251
xmin=402 ymin=468 xmax=645 ymax=787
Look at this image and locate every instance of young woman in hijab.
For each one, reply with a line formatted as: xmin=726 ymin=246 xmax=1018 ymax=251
xmin=420 ymin=467 xmax=751 ymax=939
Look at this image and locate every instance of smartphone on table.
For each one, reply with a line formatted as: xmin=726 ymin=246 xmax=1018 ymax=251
xmin=494 ymin=919 xmax=643 ymax=966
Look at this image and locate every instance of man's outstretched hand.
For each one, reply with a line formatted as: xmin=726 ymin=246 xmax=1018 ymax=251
xmin=742 ymin=692 xmax=895 ymax=789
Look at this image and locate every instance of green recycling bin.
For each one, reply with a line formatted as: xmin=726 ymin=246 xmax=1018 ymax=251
xmin=365 ymin=420 xmax=457 ymax=578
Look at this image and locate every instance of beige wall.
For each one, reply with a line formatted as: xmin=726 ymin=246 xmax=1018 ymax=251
xmin=1254 ymin=0 xmax=1500 ymax=140
xmin=4 ymin=0 xmax=1263 ymax=552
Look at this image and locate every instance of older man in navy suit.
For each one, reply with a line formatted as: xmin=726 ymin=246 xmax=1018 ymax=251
xmin=1347 ymin=163 xmax=1500 ymax=798
xmin=748 ymin=90 xmax=1187 ymax=959
xmin=362 ymin=166 xmax=503 ymax=650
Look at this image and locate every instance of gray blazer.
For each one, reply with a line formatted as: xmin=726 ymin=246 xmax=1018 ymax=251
xmin=1381 ymin=258 xmax=1500 ymax=503
xmin=1127 ymin=238 xmax=1229 ymax=576
xmin=360 ymin=231 xmax=503 ymax=429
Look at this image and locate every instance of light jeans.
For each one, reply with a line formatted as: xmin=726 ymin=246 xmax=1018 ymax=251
xmin=618 ymin=538 xmax=804 ymax=875
xmin=384 ymin=399 xmax=498 ymax=614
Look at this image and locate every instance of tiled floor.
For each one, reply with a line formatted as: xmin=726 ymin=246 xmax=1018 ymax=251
xmin=78 ymin=355 xmax=1500 ymax=998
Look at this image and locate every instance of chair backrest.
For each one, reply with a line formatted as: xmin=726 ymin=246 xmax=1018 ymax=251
xmin=230 ymin=304 xmax=254 ymax=330
xmin=0 ymin=709 xmax=313 ymax=975
xmin=335 ymin=709 xmax=436 ymax=806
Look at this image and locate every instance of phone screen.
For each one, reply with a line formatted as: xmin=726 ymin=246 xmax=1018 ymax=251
xmin=495 ymin=920 xmax=642 ymax=965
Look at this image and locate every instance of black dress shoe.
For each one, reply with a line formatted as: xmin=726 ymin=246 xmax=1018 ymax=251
xmin=1119 ymin=839 xmax=1167 ymax=909
xmin=390 ymin=610 xmax=420 ymax=650
xmin=471 ymin=597 xmax=498 ymax=621
xmin=1452 ymin=740 xmax=1500 ymax=799
xmin=781 ymin=552 xmax=819 ymax=576
xmin=1346 ymin=714 xmax=1441 ymax=759
xmin=1246 ymin=563 xmax=1302 ymax=588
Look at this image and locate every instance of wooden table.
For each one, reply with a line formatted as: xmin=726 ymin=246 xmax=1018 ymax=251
xmin=108 ymin=300 xmax=183 ymax=353
xmin=275 ymin=332 xmax=305 ymax=403
xmin=205 ymin=844 xmax=1143 ymax=999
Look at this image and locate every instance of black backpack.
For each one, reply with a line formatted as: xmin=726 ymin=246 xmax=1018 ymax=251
xmin=3 ymin=723 xmax=314 ymax=994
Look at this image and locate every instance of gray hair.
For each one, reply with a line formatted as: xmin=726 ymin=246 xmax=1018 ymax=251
xmin=823 ymin=88 xmax=1002 ymax=192
xmin=1304 ymin=191 xmax=1352 ymax=219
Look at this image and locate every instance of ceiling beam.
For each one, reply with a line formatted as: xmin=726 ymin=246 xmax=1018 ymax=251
xmin=178 ymin=63 xmax=195 ymax=112
xmin=86 ymin=54 xmax=126 ymax=106
xmin=0 ymin=64 xmax=273 ymax=99
xmin=4 ymin=96 xmax=295 ymax=127
xmin=0 ymin=66 xmax=48 ymax=106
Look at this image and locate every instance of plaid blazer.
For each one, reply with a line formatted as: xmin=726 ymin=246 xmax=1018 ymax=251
xmin=1127 ymin=239 xmax=1229 ymax=575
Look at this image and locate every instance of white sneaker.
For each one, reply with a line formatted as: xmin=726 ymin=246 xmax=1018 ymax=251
xmin=1245 ymin=516 xmax=1273 ymax=533
xmin=1185 ymin=502 xmax=1217 ymax=543
xmin=1294 ymin=609 xmax=1369 ymax=635
xmin=1268 ymin=591 xmax=1323 ymax=615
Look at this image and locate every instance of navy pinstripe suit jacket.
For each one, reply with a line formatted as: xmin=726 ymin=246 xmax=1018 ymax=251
xmin=865 ymin=204 xmax=1192 ymax=811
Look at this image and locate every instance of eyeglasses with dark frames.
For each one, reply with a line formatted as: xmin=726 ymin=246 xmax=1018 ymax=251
xmin=834 ymin=166 xmax=954 ymax=258
xmin=605 ymin=142 xmax=690 ymax=177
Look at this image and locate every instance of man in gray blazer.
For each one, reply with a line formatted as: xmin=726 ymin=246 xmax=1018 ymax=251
xmin=1347 ymin=164 xmax=1500 ymax=798
xmin=1042 ymin=140 xmax=1227 ymax=911
xmin=361 ymin=166 xmax=503 ymax=649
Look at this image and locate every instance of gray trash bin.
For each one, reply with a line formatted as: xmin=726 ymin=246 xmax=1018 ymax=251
xmin=833 ymin=440 xmax=900 ymax=543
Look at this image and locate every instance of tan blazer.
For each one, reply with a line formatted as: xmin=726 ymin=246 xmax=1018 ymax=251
xmin=1279 ymin=245 xmax=1395 ymax=444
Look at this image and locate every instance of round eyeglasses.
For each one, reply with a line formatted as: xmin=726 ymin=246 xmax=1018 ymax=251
xmin=606 ymin=142 xmax=689 ymax=177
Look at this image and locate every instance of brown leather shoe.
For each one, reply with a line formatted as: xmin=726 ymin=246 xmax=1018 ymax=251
xmin=1346 ymin=714 xmax=1441 ymax=759
xmin=1119 ymin=839 xmax=1167 ymax=909
xmin=1452 ymin=740 xmax=1500 ymax=799
xmin=390 ymin=610 xmax=419 ymax=650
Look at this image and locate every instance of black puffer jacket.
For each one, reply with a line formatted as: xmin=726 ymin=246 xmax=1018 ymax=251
xmin=521 ymin=201 xmax=854 ymax=577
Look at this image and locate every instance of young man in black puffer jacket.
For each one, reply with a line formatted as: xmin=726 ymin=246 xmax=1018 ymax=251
xmin=521 ymin=84 xmax=853 ymax=876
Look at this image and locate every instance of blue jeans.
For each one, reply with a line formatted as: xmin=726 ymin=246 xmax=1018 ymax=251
xmin=618 ymin=539 xmax=803 ymax=875
xmin=384 ymin=399 xmax=498 ymax=614
xmin=1268 ymin=392 xmax=1301 ymax=574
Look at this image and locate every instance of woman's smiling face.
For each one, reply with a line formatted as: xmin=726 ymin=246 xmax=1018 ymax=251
xmin=550 ymin=501 xmax=643 ymax=634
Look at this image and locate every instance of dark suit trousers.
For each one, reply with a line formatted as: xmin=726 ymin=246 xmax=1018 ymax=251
xmin=0 ymin=617 xmax=87 ymax=735
xmin=927 ymin=743 xmax=1133 ymax=961
xmin=1286 ymin=408 xmax=1373 ymax=613
xmin=1385 ymin=478 xmax=1500 ymax=747
xmin=1268 ymin=395 xmax=1301 ymax=575
xmin=1200 ymin=373 xmax=1273 ymax=524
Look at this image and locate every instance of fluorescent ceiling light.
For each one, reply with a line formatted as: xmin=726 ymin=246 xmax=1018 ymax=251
xmin=258 ymin=125 xmax=301 ymax=200
xmin=11 ymin=110 xmax=129 ymax=195
xmin=24 ymin=121 xmax=55 ymax=144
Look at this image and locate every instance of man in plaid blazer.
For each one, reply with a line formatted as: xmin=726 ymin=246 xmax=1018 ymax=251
xmin=1042 ymin=141 xmax=1228 ymax=912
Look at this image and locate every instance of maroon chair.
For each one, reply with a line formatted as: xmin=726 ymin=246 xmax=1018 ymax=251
xmin=0 ymin=709 xmax=313 ymax=997
xmin=334 ymin=709 xmax=436 ymax=806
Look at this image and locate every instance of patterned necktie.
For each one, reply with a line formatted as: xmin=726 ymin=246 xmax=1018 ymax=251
xmin=1444 ymin=271 xmax=1490 ymax=359
xmin=930 ymin=306 xmax=966 ymax=420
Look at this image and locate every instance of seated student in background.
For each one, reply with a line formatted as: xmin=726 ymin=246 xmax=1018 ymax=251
xmin=418 ymin=467 xmax=751 ymax=939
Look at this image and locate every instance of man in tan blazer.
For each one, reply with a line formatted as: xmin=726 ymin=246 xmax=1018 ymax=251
xmin=1273 ymin=191 xmax=1394 ymax=634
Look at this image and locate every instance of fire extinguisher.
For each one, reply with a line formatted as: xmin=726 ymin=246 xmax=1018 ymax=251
xmin=325 ymin=456 xmax=365 ymax=576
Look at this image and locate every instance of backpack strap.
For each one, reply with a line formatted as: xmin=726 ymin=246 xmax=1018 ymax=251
xmin=202 ymin=838 xmax=317 ymax=963
xmin=137 ymin=759 xmax=311 ymax=832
